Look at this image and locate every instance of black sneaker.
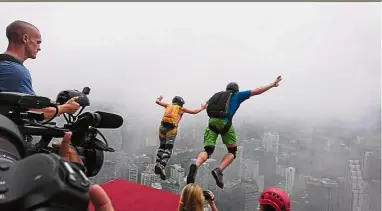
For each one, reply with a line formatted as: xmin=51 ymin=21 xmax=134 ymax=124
xmin=211 ymin=168 xmax=224 ymax=189
xmin=187 ymin=164 xmax=197 ymax=184
xmin=155 ymin=163 xmax=166 ymax=180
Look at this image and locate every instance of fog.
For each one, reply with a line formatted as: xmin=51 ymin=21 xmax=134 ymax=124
xmin=0 ymin=2 xmax=380 ymax=125
xmin=1 ymin=3 xmax=381 ymax=210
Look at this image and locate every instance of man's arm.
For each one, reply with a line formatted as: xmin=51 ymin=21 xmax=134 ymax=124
xmin=155 ymin=96 xmax=169 ymax=108
xmin=33 ymin=104 xmax=76 ymax=120
xmin=250 ymin=75 xmax=282 ymax=96
xmin=32 ymin=97 xmax=80 ymax=120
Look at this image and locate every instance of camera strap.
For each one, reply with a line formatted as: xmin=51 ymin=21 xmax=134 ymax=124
xmin=0 ymin=53 xmax=24 ymax=65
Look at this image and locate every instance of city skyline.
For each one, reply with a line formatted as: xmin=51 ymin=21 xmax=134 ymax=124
xmin=92 ymin=121 xmax=381 ymax=211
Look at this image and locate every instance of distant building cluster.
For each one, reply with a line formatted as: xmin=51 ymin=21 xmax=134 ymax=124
xmin=90 ymin=124 xmax=381 ymax=211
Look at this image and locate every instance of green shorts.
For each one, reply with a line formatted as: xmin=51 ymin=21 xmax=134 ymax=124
xmin=203 ymin=118 xmax=237 ymax=147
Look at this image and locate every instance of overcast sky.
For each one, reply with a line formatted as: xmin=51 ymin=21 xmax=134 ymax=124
xmin=0 ymin=2 xmax=380 ymax=123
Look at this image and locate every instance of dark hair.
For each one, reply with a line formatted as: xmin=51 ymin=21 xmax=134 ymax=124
xmin=262 ymin=204 xmax=276 ymax=211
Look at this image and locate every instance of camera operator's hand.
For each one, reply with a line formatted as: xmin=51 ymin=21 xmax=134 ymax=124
xmin=36 ymin=96 xmax=81 ymax=120
xmin=52 ymin=132 xmax=83 ymax=164
xmin=207 ymin=190 xmax=215 ymax=202
xmin=206 ymin=190 xmax=218 ymax=211
xmin=89 ymin=184 xmax=115 ymax=211
xmin=53 ymin=133 xmax=114 ymax=211
xmin=60 ymin=96 xmax=81 ymax=114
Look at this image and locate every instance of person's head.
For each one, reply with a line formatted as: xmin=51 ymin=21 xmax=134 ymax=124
xmin=172 ymin=96 xmax=185 ymax=107
xmin=6 ymin=20 xmax=41 ymax=60
xmin=226 ymin=82 xmax=239 ymax=93
xmin=178 ymin=183 xmax=204 ymax=211
xmin=258 ymin=187 xmax=291 ymax=211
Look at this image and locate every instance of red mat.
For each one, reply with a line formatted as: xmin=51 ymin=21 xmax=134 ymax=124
xmin=88 ymin=179 xmax=180 ymax=211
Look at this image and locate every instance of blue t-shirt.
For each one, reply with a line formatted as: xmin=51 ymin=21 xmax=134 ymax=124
xmin=208 ymin=90 xmax=252 ymax=122
xmin=0 ymin=55 xmax=35 ymax=95
xmin=227 ymin=90 xmax=251 ymax=117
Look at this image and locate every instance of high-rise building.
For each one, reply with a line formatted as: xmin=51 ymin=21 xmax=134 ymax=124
xmin=241 ymin=180 xmax=260 ymax=211
xmin=170 ymin=164 xmax=185 ymax=184
xmin=357 ymin=180 xmax=371 ymax=211
xmin=140 ymin=164 xmax=161 ymax=186
xmin=361 ymin=151 xmax=373 ymax=179
xmin=285 ymin=167 xmax=296 ymax=195
xmin=134 ymin=154 xmax=153 ymax=182
xmin=241 ymin=159 xmax=259 ymax=181
xmin=343 ymin=159 xmax=371 ymax=211
xmin=369 ymin=180 xmax=381 ymax=211
xmin=127 ymin=164 xmax=139 ymax=183
xmin=262 ymin=132 xmax=279 ymax=162
xmin=159 ymin=164 xmax=186 ymax=194
xmin=321 ymin=178 xmax=340 ymax=211
xmin=306 ymin=176 xmax=339 ymax=211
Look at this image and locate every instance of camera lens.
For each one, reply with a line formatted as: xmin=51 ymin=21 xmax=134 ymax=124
xmin=0 ymin=134 xmax=21 ymax=164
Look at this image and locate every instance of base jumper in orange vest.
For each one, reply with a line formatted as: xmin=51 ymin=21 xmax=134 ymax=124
xmin=155 ymin=95 xmax=207 ymax=180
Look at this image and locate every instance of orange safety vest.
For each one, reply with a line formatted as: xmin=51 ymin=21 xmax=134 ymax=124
xmin=161 ymin=104 xmax=183 ymax=127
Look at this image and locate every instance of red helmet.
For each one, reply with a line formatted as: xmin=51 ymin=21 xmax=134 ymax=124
xmin=258 ymin=187 xmax=291 ymax=211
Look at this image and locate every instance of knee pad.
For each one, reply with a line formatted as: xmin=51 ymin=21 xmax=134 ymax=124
xmin=227 ymin=146 xmax=237 ymax=159
xmin=204 ymin=146 xmax=215 ymax=158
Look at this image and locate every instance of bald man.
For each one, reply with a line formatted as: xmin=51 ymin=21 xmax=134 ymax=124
xmin=0 ymin=20 xmax=40 ymax=94
xmin=0 ymin=20 xmax=79 ymax=119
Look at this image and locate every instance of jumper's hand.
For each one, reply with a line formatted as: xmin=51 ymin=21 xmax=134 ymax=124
xmin=273 ymin=75 xmax=282 ymax=87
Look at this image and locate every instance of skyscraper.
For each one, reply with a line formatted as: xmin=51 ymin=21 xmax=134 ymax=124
xmin=306 ymin=176 xmax=339 ymax=211
xmin=241 ymin=181 xmax=260 ymax=211
xmin=262 ymin=132 xmax=279 ymax=162
xmin=343 ymin=159 xmax=371 ymax=211
xmin=241 ymin=159 xmax=259 ymax=181
xmin=170 ymin=164 xmax=185 ymax=184
xmin=361 ymin=151 xmax=372 ymax=179
xmin=285 ymin=167 xmax=296 ymax=195
xmin=127 ymin=164 xmax=139 ymax=183
xmin=140 ymin=164 xmax=161 ymax=186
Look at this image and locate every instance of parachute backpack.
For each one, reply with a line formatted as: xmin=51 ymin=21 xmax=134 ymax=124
xmin=206 ymin=91 xmax=232 ymax=119
xmin=161 ymin=96 xmax=185 ymax=128
xmin=206 ymin=90 xmax=234 ymax=135
xmin=206 ymin=82 xmax=239 ymax=135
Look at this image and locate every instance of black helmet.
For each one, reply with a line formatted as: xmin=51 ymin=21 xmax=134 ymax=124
xmin=56 ymin=89 xmax=90 ymax=107
xmin=226 ymin=82 xmax=239 ymax=93
xmin=172 ymin=96 xmax=185 ymax=107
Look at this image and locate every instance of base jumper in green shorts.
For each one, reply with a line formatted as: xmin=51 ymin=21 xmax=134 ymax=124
xmin=187 ymin=76 xmax=282 ymax=189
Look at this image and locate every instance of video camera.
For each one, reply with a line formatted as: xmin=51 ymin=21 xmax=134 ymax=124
xmin=203 ymin=189 xmax=214 ymax=201
xmin=0 ymin=87 xmax=124 ymax=211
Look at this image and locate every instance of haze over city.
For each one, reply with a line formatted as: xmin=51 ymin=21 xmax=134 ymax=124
xmin=0 ymin=2 xmax=380 ymax=211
